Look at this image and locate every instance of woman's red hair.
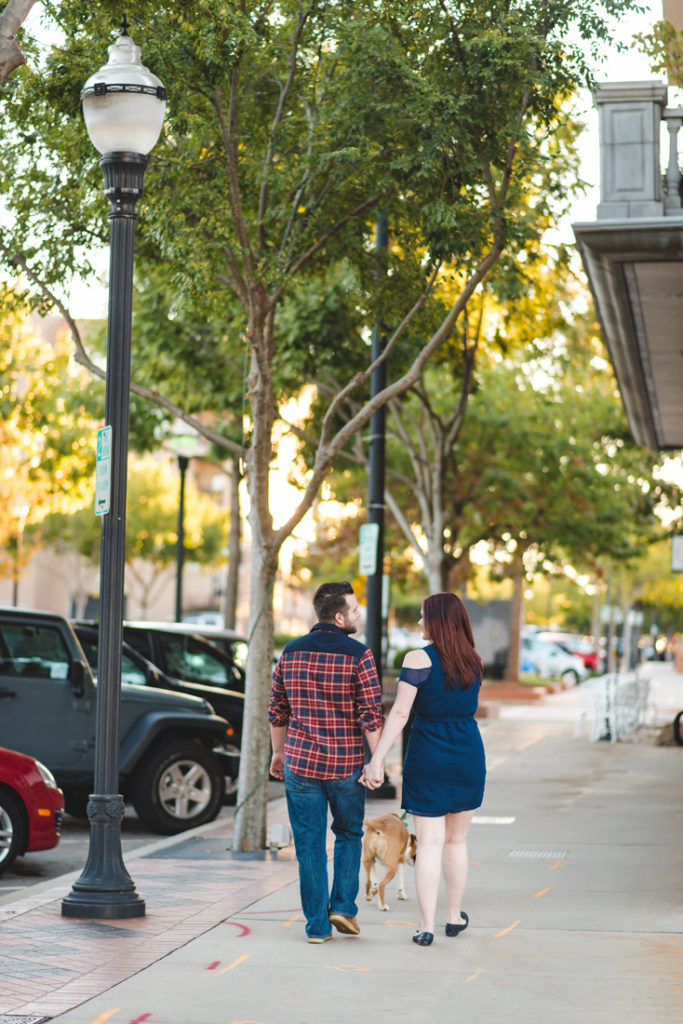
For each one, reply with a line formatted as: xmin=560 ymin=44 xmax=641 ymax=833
xmin=422 ymin=592 xmax=483 ymax=689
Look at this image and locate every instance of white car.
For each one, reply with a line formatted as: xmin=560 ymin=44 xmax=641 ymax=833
xmin=520 ymin=635 xmax=588 ymax=685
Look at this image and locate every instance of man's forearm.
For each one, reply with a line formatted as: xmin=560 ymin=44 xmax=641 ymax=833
xmin=270 ymin=724 xmax=287 ymax=754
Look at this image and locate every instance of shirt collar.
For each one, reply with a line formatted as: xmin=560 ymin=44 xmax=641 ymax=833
xmin=311 ymin=622 xmax=348 ymax=636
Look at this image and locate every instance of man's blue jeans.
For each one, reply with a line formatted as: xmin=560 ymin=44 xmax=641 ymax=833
xmin=284 ymin=765 xmax=365 ymax=939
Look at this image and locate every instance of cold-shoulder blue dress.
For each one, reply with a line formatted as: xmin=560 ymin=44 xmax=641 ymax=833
xmin=400 ymin=644 xmax=486 ymax=817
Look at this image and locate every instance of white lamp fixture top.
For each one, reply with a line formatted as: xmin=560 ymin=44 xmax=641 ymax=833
xmin=166 ymin=421 xmax=211 ymax=461
xmin=81 ymin=16 xmax=167 ymax=156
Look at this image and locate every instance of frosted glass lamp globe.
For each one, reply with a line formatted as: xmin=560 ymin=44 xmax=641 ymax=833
xmin=81 ymin=29 xmax=166 ymax=156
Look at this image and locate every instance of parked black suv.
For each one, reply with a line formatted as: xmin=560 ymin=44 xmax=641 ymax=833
xmin=113 ymin=621 xmax=246 ymax=693
xmin=0 ymin=608 xmax=236 ymax=834
xmin=72 ymin=622 xmax=244 ymax=801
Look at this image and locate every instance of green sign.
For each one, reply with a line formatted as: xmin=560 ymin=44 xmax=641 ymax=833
xmin=359 ymin=523 xmax=379 ymax=575
xmin=95 ymin=426 xmax=112 ymax=516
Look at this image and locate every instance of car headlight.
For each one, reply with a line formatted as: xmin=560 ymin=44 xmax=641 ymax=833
xmin=35 ymin=760 xmax=58 ymax=789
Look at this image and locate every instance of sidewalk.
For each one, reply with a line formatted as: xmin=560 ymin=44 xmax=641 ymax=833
xmin=1 ymin=664 xmax=682 ymax=1023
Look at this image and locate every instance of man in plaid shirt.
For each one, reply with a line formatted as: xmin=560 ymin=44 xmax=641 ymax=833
xmin=269 ymin=581 xmax=383 ymax=943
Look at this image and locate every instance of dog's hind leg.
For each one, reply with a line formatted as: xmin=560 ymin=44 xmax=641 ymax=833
xmin=396 ymin=858 xmax=408 ymax=900
xmin=378 ymin=865 xmax=397 ymax=911
xmin=363 ymin=855 xmax=375 ymax=901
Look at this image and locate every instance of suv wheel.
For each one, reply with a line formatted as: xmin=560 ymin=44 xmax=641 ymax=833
xmin=561 ymin=669 xmax=580 ymax=686
xmin=132 ymin=740 xmax=223 ymax=834
xmin=0 ymin=790 xmax=25 ymax=875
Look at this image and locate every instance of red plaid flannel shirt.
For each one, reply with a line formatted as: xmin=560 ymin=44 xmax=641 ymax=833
xmin=268 ymin=623 xmax=384 ymax=779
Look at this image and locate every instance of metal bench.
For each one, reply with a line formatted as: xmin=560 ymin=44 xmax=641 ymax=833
xmin=574 ymin=673 xmax=651 ymax=743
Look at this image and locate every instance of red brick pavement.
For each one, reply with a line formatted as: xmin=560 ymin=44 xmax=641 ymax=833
xmin=0 ymin=803 xmax=301 ymax=1020
xmin=0 ymin=796 xmax=398 ymax=1021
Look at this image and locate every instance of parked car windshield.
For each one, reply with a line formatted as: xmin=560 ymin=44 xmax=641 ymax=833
xmin=162 ymin=634 xmax=230 ymax=685
xmin=0 ymin=622 xmax=71 ymax=680
xmin=77 ymin=633 xmax=147 ymax=687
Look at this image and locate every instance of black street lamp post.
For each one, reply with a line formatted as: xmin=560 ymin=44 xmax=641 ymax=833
xmin=175 ymin=454 xmax=189 ymax=622
xmin=365 ymin=215 xmax=396 ymax=801
xmin=165 ymin=424 xmax=210 ymax=622
xmin=62 ymin=20 xmax=166 ymax=920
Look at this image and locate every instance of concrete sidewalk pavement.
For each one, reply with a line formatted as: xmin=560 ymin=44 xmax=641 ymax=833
xmin=1 ymin=665 xmax=682 ymax=1023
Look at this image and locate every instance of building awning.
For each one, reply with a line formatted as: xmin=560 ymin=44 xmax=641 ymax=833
xmin=573 ymin=218 xmax=683 ymax=451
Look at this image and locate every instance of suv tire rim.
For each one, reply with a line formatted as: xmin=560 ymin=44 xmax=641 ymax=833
xmin=0 ymin=805 xmax=14 ymax=866
xmin=158 ymin=758 xmax=213 ymax=819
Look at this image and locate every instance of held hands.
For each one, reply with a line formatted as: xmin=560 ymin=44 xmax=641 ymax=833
xmin=360 ymin=757 xmax=385 ymax=789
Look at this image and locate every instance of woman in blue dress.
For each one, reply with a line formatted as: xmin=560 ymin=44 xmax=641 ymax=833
xmin=362 ymin=592 xmax=485 ymax=946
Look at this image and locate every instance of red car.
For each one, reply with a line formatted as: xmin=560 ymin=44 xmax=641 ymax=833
xmin=0 ymin=747 xmax=64 ymax=875
xmin=536 ymin=632 xmax=600 ymax=672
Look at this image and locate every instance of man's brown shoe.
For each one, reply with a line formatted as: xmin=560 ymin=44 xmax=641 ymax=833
xmin=329 ymin=913 xmax=360 ymax=935
xmin=307 ymin=933 xmax=333 ymax=944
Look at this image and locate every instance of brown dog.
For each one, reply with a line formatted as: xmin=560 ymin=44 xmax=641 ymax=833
xmin=362 ymin=812 xmax=417 ymax=911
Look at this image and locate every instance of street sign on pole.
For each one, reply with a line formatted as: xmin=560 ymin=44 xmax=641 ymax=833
xmin=359 ymin=522 xmax=380 ymax=576
xmin=672 ymin=535 xmax=683 ymax=572
xmin=95 ymin=426 xmax=112 ymax=516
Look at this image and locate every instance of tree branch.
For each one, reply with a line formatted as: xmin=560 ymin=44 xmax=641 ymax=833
xmin=0 ymin=0 xmax=36 ymax=84
xmin=258 ymin=6 xmax=312 ymax=250
xmin=6 ymin=243 xmax=244 ymax=459
xmin=319 ymin=261 xmax=442 ymax=448
xmin=212 ymin=82 xmax=256 ymax=288
xmin=272 ymin=242 xmax=502 ymax=549
xmin=269 ymin=194 xmax=381 ymax=309
xmin=385 ymin=486 xmax=428 ymax=567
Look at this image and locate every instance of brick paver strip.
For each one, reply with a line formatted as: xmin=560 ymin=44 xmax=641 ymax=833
xmin=0 ymin=803 xmax=313 ymax=1019
xmin=0 ymin=796 xmax=402 ymax=1020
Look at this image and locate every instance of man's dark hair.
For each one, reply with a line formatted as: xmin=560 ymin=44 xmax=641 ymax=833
xmin=313 ymin=581 xmax=354 ymax=622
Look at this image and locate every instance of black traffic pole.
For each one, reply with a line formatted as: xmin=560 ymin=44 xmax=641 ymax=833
xmin=175 ymin=454 xmax=189 ymax=621
xmin=366 ymin=214 xmax=388 ymax=674
xmin=62 ymin=153 xmax=148 ymax=919
xmin=365 ymin=214 xmax=396 ymax=801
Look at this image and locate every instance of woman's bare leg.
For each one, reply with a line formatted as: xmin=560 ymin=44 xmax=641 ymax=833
xmin=442 ymin=809 xmax=475 ymax=924
xmin=412 ymin=814 xmax=445 ymax=933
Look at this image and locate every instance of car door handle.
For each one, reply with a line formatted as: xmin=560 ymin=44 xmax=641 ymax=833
xmin=0 ymin=687 xmax=17 ymax=699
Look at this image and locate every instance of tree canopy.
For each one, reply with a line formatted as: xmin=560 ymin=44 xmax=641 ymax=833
xmin=0 ymin=0 xmax=647 ymax=848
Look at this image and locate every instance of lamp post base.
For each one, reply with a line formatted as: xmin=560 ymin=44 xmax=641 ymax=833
xmin=61 ymin=795 xmax=145 ymax=919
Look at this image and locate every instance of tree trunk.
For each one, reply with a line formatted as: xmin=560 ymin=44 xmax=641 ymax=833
xmin=590 ymin=582 xmax=602 ymax=665
xmin=425 ymin=557 xmax=443 ymax=596
xmin=232 ymin=313 xmax=278 ymax=853
xmin=232 ymin=546 xmax=277 ymax=852
xmin=222 ymin=456 xmax=242 ymax=630
xmin=620 ymin=593 xmax=632 ymax=673
xmin=504 ymin=559 xmax=525 ymax=683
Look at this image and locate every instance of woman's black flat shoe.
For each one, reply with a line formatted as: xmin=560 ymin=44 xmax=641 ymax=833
xmin=413 ymin=930 xmax=434 ymax=946
xmin=445 ymin=911 xmax=469 ymax=936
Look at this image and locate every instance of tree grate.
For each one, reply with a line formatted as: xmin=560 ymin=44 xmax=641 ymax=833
xmin=508 ymin=850 xmax=567 ymax=859
xmin=0 ymin=1017 xmax=52 ymax=1023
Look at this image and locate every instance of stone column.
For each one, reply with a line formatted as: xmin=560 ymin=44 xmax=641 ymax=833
xmin=595 ymin=81 xmax=668 ymax=219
